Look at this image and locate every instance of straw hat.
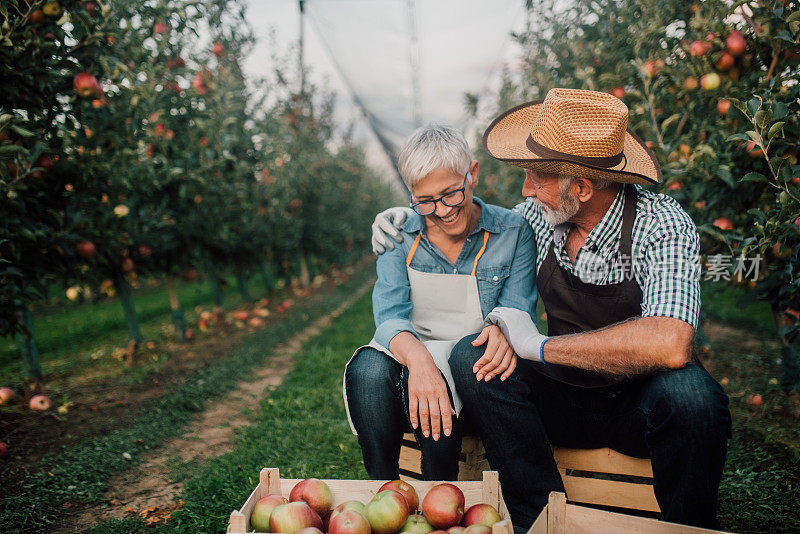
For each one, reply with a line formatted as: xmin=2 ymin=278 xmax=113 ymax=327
xmin=482 ymin=88 xmax=662 ymax=185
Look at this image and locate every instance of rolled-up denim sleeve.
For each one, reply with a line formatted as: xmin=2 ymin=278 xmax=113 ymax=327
xmin=494 ymin=223 xmax=538 ymax=321
xmin=373 ymin=241 xmax=419 ymax=347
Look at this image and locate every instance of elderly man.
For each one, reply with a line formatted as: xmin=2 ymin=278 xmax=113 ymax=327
xmin=371 ymin=89 xmax=730 ymax=530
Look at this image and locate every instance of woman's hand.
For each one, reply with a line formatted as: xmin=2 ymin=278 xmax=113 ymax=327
xmin=407 ymin=362 xmax=455 ymax=441
xmin=471 ymin=324 xmax=517 ymax=381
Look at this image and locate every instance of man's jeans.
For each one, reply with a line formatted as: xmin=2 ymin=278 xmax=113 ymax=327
xmin=450 ymin=334 xmax=731 ymax=531
xmin=345 ymin=347 xmax=464 ymax=480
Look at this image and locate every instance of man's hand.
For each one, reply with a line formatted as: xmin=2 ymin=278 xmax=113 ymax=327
xmin=485 ymin=307 xmax=549 ymax=362
xmin=407 ymin=363 xmax=455 ymax=441
xmin=471 ymin=324 xmax=517 ymax=381
xmin=372 ymin=207 xmax=413 ymax=254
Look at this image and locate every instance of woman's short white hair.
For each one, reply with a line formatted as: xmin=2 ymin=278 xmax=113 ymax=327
xmin=397 ymin=123 xmax=472 ymax=190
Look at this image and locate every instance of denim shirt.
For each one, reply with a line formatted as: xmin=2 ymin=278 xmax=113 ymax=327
xmin=373 ymin=197 xmax=538 ymax=348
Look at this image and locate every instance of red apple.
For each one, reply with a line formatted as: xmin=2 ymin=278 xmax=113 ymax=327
xmin=689 ymin=40 xmax=710 ymax=57
xmin=74 ymin=73 xmax=100 ymax=98
xmin=329 ymin=509 xmax=372 ymax=534
xmin=747 ymin=393 xmax=763 ymax=406
xmin=421 ymin=484 xmax=465 ymax=530
xmin=700 ymin=73 xmax=721 ymax=90
xmin=0 ymin=440 xmax=7 ymax=459
xmin=745 ymin=140 xmax=764 ymax=158
xmin=683 ymin=76 xmax=698 ymax=90
xmin=290 ymin=478 xmax=334 ymax=517
xmin=121 ymin=257 xmax=135 ymax=273
xmin=461 ymin=504 xmax=501 ymax=528
xmin=667 ymin=181 xmax=684 ymax=191
xmin=153 ymin=21 xmax=170 ymax=35
xmin=192 ymin=71 xmax=209 ymax=94
xmin=330 ymin=500 xmax=367 ymax=523
xmin=610 ymin=86 xmax=626 ymax=99
xmin=36 ymin=154 xmax=54 ymax=171
xmin=463 ymin=526 xmax=491 ymax=534
xmin=234 ymin=310 xmax=249 ymax=321
xmin=712 ymin=218 xmax=734 ymax=231
xmin=153 ymin=123 xmax=166 ymax=137
xmin=715 ymin=52 xmax=735 ymax=71
xmin=726 ymin=30 xmax=746 ymax=56
xmin=211 ymin=41 xmax=225 ymax=58
xmin=448 ymin=527 xmax=465 ymax=534
xmin=181 ymin=268 xmax=198 ymax=281
xmin=138 ymin=244 xmax=152 ymax=257
xmin=29 ymin=394 xmax=52 ymax=411
xmin=77 ymin=241 xmax=96 ymax=258
xmin=717 ymin=99 xmax=730 ymax=115
xmin=380 ymin=480 xmax=420 ymax=512
xmin=84 ymin=1 xmax=99 ymax=16
xmin=401 ymin=514 xmax=435 ymax=534
xmin=251 ymin=494 xmax=288 ymax=531
xmin=270 ymin=502 xmax=323 ymax=534
xmin=30 ymin=10 xmax=45 ymax=23
xmin=366 ymin=490 xmax=410 ymax=534
xmin=0 ymin=387 xmax=15 ymax=405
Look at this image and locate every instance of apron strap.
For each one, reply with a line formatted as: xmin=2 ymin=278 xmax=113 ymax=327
xmin=471 ymin=231 xmax=489 ymax=276
xmin=406 ymin=230 xmax=489 ymax=276
xmin=406 ymin=233 xmax=423 ymax=266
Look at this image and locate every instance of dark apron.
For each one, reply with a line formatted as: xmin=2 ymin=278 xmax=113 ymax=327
xmin=535 ymin=184 xmax=642 ymax=388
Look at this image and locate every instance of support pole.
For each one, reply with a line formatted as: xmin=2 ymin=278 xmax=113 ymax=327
xmin=19 ymin=307 xmax=42 ymax=381
xmin=206 ymin=262 xmax=224 ymax=307
xmin=166 ymin=275 xmax=187 ymax=341
xmin=236 ymin=271 xmax=253 ymax=302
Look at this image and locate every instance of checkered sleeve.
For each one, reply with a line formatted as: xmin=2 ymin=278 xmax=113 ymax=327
xmin=637 ymin=201 xmax=702 ymax=328
xmin=514 ymin=198 xmax=550 ymax=272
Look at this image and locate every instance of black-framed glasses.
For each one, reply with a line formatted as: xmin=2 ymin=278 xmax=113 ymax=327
xmin=410 ymin=172 xmax=469 ymax=216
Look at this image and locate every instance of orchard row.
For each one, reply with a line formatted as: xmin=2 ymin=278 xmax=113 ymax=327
xmin=0 ymin=0 xmax=394 ymax=380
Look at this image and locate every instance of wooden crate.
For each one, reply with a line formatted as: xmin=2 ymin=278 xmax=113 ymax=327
xmin=529 ymin=492 xmax=727 ymax=533
xmin=400 ymin=434 xmax=659 ymax=513
xmin=227 ymin=467 xmax=514 ymax=534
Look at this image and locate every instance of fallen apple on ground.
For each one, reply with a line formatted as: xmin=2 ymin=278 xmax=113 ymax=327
xmin=29 ymin=394 xmax=52 ymax=411
xmin=0 ymin=387 xmax=15 ymax=405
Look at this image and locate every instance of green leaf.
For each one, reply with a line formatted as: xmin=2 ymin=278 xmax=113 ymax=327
xmin=776 ymin=30 xmax=794 ymax=42
xmin=768 ymin=122 xmax=785 ymax=139
xmin=740 ymin=172 xmax=767 ymax=183
xmin=746 ymin=130 xmax=763 ymax=144
xmin=9 ymin=125 xmax=35 ymax=137
xmin=0 ymin=144 xmax=27 ymax=155
xmin=747 ymin=97 xmax=762 ymax=116
xmin=727 ymin=97 xmax=747 ymax=116
xmin=754 ymin=109 xmax=772 ymax=129
xmin=773 ymin=102 xmax=788 ymax=120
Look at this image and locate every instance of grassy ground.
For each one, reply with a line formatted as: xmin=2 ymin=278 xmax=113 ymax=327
xmin=0 ymin=266 xmax=374 ymax=534
xmin=0 ymin=275 xmax=256 ymax=384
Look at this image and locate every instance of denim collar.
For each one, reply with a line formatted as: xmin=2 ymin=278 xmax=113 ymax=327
xmin=401 ymin=197 xmax=501 ymax=236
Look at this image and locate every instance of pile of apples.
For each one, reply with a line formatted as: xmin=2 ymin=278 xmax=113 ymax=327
xmin=250 ymin=479 xmax=503 ymax=534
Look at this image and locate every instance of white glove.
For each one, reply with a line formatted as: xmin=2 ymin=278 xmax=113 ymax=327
xmin=371 ymin=206 xmax=413 ymax=254
xmin=484 ymin=307 xmax=549 ymax=363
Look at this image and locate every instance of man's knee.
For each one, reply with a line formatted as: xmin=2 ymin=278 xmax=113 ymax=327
xmin=450 ymin=333 xmax=484 ymax=384
xmin=643 ymin=364 xmax=731 ymax=437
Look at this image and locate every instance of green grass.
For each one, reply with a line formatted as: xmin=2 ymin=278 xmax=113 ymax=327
xmin=0 ymin=275 xmax=266 ymax=383
xmin=0 ymin=267 xmax=375 ymax=534
xmin=88 ymin=290 xmax=376 ymax=533
xmin=699 ymin=281 xmax=776 ymax=336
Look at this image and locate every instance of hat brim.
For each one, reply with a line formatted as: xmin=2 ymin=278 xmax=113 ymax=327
xmin=482 ymin=100 xmax=662 ymax=186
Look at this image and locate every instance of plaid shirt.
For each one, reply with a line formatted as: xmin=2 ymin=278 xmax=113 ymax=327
xmin=514 ymin=185 xmax=702 ymax=329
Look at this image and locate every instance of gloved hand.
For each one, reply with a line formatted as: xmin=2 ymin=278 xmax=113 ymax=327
xmin=371 ymin=206 xmax=413 ymax=254
xmin=484 ymin=307 xmax=549 ymax=363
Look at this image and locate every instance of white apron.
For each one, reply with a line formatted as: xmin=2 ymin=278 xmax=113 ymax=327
xmin=344 ymin=230 xmax=489 ymax=434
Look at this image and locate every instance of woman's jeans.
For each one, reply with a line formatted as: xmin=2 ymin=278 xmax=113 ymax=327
xmin=450 ymin=333 xmax=731 ymax=531
xmin=345 ymin=347 xmax=464 ymax=480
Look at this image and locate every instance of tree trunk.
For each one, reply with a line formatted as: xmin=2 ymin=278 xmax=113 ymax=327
xmin=299 ymin=251 xmax=310 ymax=288
xmin=773 ymin=308 xmax=800 ymax=392
xmin=18 ymin=307 xmax=42 ymax=382
xmin=236 ymin=271 xmax=252 ymax=302
xmin=260 ymin=263 xmax=274 ymax=293
xmin=166 ymin=275 xmax=188 ymax=341
xmin=114 ymin=272 xmax=143 ymax=344
xmin=206 ymin=263 xmax=224 ymax=307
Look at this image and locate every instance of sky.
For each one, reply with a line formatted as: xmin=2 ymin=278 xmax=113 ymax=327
xmin=242 ymin=0 xmax=527 ymax=190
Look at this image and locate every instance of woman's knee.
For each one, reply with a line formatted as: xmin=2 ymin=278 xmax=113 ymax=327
xmin=346 ymin=348 xmax=402 ymax=401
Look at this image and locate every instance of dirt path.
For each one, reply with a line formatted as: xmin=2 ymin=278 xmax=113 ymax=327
xmin=58 ymin=279 xmax=373 ymax=532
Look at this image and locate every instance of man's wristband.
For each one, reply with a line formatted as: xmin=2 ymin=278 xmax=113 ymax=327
xmin=540 ymin=338 xmax=548 ymax=364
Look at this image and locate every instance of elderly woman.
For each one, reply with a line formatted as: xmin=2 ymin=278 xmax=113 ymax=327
xmin=343 ymin=124 xmax=537 ymax=480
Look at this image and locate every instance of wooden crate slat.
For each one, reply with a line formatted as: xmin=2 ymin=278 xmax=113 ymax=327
xmin=552 ymin=447 xmax=654 ymax=478
xmin=563 ymin=502 xmax=729 ymax=534
xmin=561 ymin=475 xmax=660 ymax=513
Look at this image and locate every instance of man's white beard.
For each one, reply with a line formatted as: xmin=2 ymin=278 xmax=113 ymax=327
xmin=535 ymin=188 xmax=580 ymax=226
